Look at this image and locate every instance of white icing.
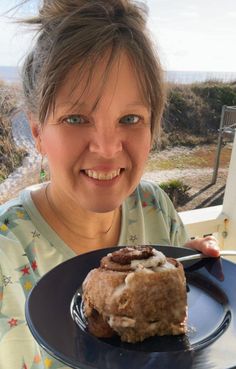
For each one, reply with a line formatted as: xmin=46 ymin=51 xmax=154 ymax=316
xmin=108 ymin=315 xmax=136 ymax=328
xmin=125 ymin=260 xmax=175 ymax=286
xmin=153 ymin=262 xmax=176 ymax=272
xmin=130 ymin=250 xmax=174 ymax=271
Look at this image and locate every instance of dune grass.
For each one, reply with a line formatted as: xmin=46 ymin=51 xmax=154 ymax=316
xmin=0 ymin=81 xmax=26 ymax=183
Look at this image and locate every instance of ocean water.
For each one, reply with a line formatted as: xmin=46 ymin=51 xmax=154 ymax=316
xmin=0 ymin=65 xmax=236 ymax=85
xmin=0 ymin=66 xmax=20 ymax=84
xmin=166 ymin=70 xmax=236 ymax=84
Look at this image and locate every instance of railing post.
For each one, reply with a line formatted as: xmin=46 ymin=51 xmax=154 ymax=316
xmin=211 ymin=105 xmax=226 ymax=185
xmin=222 ymin=133 xmax=236 ymax=250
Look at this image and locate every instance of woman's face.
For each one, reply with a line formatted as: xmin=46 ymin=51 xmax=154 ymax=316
xmin=35 ymin=52 xmax=152 ymax=212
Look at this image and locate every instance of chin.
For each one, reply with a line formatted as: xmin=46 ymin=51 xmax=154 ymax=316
xmin=76 ymin=184 xmax=136 ymax=213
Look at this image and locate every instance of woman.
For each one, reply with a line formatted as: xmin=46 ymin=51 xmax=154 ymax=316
xmin=0 ymin=1 xmax=219 ymax=368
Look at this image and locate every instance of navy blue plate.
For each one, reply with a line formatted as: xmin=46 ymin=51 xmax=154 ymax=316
xmin=25 ymin=246 xmax=236 ymax=369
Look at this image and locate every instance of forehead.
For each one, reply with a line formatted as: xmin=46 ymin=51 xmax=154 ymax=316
xmin=54 ymin=51 xmax=149 ymax=112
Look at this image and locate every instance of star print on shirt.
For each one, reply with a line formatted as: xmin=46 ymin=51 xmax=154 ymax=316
xmin=31 ymin=260 xmax=38 ymax=271
xmin=8 ymin=318 xmax=18 ymax=328
xmin=24 ymin=281 xmax=33 ymax=291
xmin=31 ymin=230 xmax=40 ymax=239
xmin=44 ymin=357 xmax=53 ymax=368
xmin=21 ymin=266 xmax=30 ymax=275
xmin=2 ymin=275 xmax=13 ymax=287
xmin=129 ymin=235 xmax=138 ymax=243
xmin=16 ymin=210 xmax=25 ymax=219
xmin=4 ymin=218 xmax=9 ymax=225
xmin=151 ymin=198 xmax=157 ymax=206
xmin=0 ymin=223 xmax=8 ymax=232
xmin=33 ymin=354 xmax=41 ymax=364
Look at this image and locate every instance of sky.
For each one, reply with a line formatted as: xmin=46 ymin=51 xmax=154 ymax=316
xmin=0 ymin=0 xmax=236 ymax=72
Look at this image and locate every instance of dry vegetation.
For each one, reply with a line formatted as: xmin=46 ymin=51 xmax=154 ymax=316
xmin=0 ymin=80 xmax=26 ymax=182
xmin=155 ymin=80 xmax=236 ymax=149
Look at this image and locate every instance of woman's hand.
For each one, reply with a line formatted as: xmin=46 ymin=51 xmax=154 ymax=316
xmin=184 ymin=235 xmax=220 ymax=257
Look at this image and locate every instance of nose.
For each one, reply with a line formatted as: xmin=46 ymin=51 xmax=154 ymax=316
xmin=89 ymin=124 xmax=123 ymax=158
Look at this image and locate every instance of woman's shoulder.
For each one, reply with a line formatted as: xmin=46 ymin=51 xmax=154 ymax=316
xmin=137 ymin=179 xmax=162 ymax=193
xmin=135 ymin=179 xmax=170 ymax=202
xmin=0 ymin=195 xmax=25 ymax=222
xmin=0 ymin=191 xmax=28 ymax=217
xmin=0 ymin=184 xmax=43 ymax=221
xmin=0 ymin=189 xmax=33 ymax=238
xmin=131 ymin=179 xmax=177 ymax=215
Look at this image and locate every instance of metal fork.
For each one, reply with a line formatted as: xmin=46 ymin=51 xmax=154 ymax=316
xmin=177 ymin=250 xmax=236 ymax=262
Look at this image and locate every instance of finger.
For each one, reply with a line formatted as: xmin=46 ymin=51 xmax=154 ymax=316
xmin=185 ymin=237 xmax=220 ymax=257
xmin=200 ymin=239 xmax=220 ymax=257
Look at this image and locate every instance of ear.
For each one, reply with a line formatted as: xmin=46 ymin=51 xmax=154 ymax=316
xmin=28 ymin=114 xmax=45 ymax=154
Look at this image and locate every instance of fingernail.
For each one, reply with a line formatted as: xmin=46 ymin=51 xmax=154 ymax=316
xmin=207 ymin=240 xmax=219 ymax=250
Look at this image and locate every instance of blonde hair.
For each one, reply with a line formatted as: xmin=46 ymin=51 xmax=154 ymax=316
xmin=21 ymin=0 xmax=166 ymax=140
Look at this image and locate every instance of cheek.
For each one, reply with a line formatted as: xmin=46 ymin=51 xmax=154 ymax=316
xmin=41 ymin=129 xmax=78 ymax=168
xmin=42 ymin=135 xmax=64 ymax=164
xmin=131 ymin=130 xmax=151 ymax=165
xmin=41 ymin=127 xmax=87 ymax=160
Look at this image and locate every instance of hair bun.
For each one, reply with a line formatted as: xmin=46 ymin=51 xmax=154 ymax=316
xmin=35 ymin=0 xmax=147 ymax=28
xmin=20 ymin=0 xmax=80 ymax=27
xmin=39 ymin=0 xmax=74 ymax=24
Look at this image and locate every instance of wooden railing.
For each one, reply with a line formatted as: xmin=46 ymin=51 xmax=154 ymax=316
xmin=179 ymin=205 xmax=227 ymax=239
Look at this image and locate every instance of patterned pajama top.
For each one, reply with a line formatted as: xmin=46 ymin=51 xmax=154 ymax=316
xmin=0 ymin=180 xmax=188 ymax=369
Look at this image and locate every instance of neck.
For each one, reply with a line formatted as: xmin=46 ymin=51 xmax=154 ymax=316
xmin=44 ymin=183 xmax=120 ymax=241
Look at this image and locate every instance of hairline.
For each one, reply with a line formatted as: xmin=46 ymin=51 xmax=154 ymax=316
xmin=42 ymin=47 xmax=152 ymax=124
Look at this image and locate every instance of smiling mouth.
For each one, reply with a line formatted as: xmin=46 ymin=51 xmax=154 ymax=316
xmin=83 ymin=169 xmax=122 ymax=181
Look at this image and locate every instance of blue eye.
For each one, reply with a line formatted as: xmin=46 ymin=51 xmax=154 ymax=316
xmin=64 ymin=115 xmax=88 ymax=125
xmin=120 ymin=115 xmax=140 ymax=125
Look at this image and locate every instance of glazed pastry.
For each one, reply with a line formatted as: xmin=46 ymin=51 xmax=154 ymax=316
xmin=82 ymin=246 xmax=187 ymax=343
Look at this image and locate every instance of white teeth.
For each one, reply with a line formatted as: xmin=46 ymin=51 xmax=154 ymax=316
xmin=84 ymin=169 xmax=121 ymax=180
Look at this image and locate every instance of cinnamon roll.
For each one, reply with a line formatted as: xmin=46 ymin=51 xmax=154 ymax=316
xmin=82 ymin=246 xmax=187 ymax=343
